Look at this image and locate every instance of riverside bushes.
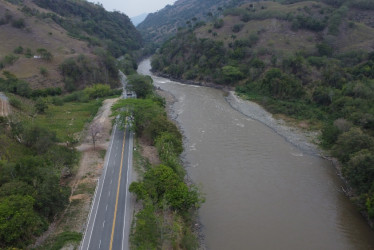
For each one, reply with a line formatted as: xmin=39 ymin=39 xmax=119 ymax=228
xmin=112 ymin=74 xmax=203 ymax=249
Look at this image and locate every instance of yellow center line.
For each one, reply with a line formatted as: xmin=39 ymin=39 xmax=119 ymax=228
xmin=109 ymin=129 xmax=126 ymax=250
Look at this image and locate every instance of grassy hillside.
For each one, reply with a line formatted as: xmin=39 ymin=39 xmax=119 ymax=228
xmin=152 ymin=0 xmax=374 ymax=224
xmin=0 ymin=0 xmax=141 ymax=90
xmin=137 ymin=0 xmax=248 ymax=44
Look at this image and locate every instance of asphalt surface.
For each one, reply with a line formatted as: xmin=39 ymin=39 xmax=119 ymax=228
xmin=81 ymin=72 xmax=134 ymax=250
xmin=0 ymin=92 xmax=10 ymax=117
xmin=0 ymin=92 xmax=8 ymax=101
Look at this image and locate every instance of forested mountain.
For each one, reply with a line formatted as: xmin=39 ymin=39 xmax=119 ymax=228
xmin=137 ymin=0 xmax=247 ymax=44
xmin=32 ymin=0 xmax=142 ymax=57
xmin=0 ymin=0 xmax=141 ymax=90
xmin=152 ymin=0 xmax=374 ymax=222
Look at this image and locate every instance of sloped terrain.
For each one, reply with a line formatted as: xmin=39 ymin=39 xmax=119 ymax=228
xmin=137 ymin=0 xmax=247 ymax=44
xmin=0 ymin=0 xmax=141 ymax=90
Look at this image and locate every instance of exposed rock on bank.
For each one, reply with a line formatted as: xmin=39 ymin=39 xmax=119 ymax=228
xmin=225 ymin=91 xmax=321 ymax=157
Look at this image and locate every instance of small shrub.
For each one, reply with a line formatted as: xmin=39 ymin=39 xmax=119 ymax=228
xmin=348 ymin=22 xmax=356 ymax=28
xmin=332 ymin=127 xmax=374 ymax=163
xmin=213 ymin=19 xmax=224 ymax=29
xmin=8 ymin=96 xmax=22 ymax=109
xmin=292 ymin=15 xmax=326 ymax=31
xmin=84 ymin=84 xmax=111 ymax=99
xmin=3 ymin=54 xmax=19 ymax=66
xmin=241 ymin=13 xmax=251 ymax=22
xmin=35 ymin=98 xmax=48 ymax=113
xmin=62 ymin=91 xmax=89 ymax=103
xmin=316 ymin=42 xmax=333 ymax=57
xmin=46 ymin=232 xmax=82 ymax=250
xmin=343 ymin=149 xmax=374 ymax=194
xmin=37 ymin=48 xmax=53 ymax=61
xmin=232 ymin=24 xmax=244 ymax=33
xmin=25 ymin=48 xmax=33 ymax=58
xmin=13 ymin=46 xmax=24 ymax=54
xmin=308 ymin=56 xmax=326 ymax=68
xmin=350 ymin=0 xmax=374 ymax=10
xmin=321 ymin=123 xmax=340 ymax=147
xmin=51 ymin=96 xmax=64 ymax=106
xmin=39 ymin=67 xmax=48 ymax=77
xmin=328 ymin=6 xmax=348 ymax=35
xmin=11 ymin=18 xmax=25 ymax=29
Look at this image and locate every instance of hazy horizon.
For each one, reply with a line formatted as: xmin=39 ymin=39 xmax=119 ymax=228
xmin=89 ymin=0 xmax=177 ymax=17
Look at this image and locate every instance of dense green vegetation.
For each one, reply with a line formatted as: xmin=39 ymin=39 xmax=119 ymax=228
xmin=0 ymin=72 xmax=119 ymax=248
xmin=0 ymin=120 xmax=75 ymax=248
xmin=152 ymin=0 xmax=374 ymax=221
xmin=112 ymin=75 xmax=203 ymax=249
xmin=137 ymin=0 xmax=247 ymax=44
xmin=0 ymin=71 xmax=62 ymax=98
xmin=117 ymin=54 xmax=138 ymax=75
xmin=59 ymin=52 xmax=119 ymax=91
xmin=38 ymin=231 xmax=82 ymax=250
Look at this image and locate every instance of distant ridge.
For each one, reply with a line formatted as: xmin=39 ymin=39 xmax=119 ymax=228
xmin=137 ymin=0 xmax=247 ymax=44
xmin=131 ymin=12 xmax=148 ymax=26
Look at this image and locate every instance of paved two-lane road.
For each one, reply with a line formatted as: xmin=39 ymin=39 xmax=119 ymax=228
xmin=0 ymin=92 xmax=10 ymax=117
xmin=81 ymin=73 xmax=134 ymax=250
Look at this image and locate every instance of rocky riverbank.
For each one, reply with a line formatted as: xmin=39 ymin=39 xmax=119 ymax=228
xmin=226 ymin=91 xmax=322 ymax=157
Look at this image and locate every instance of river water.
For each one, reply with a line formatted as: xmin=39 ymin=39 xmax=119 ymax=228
xmin=138 ymin=60 xmax=374 ymax=250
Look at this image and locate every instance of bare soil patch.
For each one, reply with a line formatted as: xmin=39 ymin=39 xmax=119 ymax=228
xmin=138 ymin=136 xmax=161 ymax=166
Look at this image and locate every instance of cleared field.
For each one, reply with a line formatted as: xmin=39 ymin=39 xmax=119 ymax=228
xmin=34 ymin=100 xmax=103 ymax=142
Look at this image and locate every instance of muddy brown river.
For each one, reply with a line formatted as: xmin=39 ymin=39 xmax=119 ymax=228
xmin=138 ymin=59 xmax=374 ymax=250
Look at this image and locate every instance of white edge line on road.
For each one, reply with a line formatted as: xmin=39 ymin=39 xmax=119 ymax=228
xmin=80 ymin=124 xmax=117 ymax=250
xmin=122 ymin=130 xmax=133 ymax=250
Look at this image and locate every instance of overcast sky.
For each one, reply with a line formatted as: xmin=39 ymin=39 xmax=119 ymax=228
xmin=89 ymin=0 xmax=177 ymax=17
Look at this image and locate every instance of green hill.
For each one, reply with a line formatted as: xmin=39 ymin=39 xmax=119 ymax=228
xmin=0 ymin=0 xmax=141 ymax=90
xmin=152 ymin=0 xmax=374 ymax=223
xmin=137 ymin=0 xmax=248 ymax=44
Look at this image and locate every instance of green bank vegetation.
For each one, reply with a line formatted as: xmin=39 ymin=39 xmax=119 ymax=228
xmin=152 ymin=0 xmax=374 ymax=222
xmin=112 ymin=74 xmax=204 ymax=249
xmin=37 ymin=231 xmax=82 ymax=250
